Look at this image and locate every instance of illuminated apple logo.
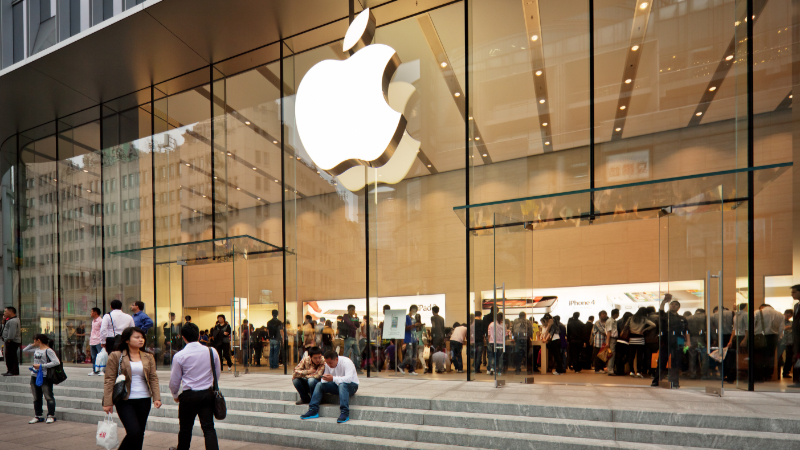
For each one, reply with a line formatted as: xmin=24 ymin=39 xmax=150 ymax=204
xmin=295 ymin=8 xmax=420 ymax=190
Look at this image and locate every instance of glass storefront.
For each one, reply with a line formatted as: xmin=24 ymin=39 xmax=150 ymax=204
xmin=1 ymin=0 xmax=797 ymax=392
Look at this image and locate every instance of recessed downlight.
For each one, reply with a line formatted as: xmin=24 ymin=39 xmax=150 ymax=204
xmin=631 ymin=45 xmax=639 ymax=51
xmin=615 ymin=127 xmax=622 ymax=132
xmin=696 ymin=112 xmax=703 ymax=116
xmin=440 ymin=62 xmax=448 ymax=68
xmin=625 ymin=79 xmax=632 ymax=84
xmin=531 ymin=35 xmax=538 ymax=41
xmin=620 ymin=105 xmax=626 ymax=110
xmin=709 ymin=86 xmax=717 ymax=92
xmin=725 ymin=55 xmax=734 ymax=61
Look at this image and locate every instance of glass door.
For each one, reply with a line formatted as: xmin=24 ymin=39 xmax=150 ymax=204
xmin=659 ymin=184 xmax=724 ymax=394
xmin=491 ymin=213 xmax=528 ymax=386
xmin=155 ymin=261 xmax=183 ymax=369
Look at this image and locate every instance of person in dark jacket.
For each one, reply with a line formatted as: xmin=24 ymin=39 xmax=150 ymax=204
xmin=790 ymin=285 xmax=800 ymax=388
xmin=567 ymin=312 xmax=585 ymax=373
xmin=473 ymin=311 xmax=488 ymax=374
xmin=580 ymin=316 xmax=594 ymax=371
xmin=211 ymin=315 xmax=233 ymax=371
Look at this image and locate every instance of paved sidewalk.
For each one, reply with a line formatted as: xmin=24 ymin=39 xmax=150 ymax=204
xmin=0 ymin=413 xmax=305 ymax=450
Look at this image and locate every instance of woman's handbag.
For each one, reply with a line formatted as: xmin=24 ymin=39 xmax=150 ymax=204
xmin=209 ymin=348 xmax=227 ymax=420
xmin=619 ymin=325 xmax=630 ymax=342
xmin=44 ymin=351 xmax=67 ymax=384
xmin=111 ymin=352 xmax=127 ymax=405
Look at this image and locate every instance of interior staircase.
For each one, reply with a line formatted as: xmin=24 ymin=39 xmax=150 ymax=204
xmin=1 ymin=372 xmax=798 ymax=450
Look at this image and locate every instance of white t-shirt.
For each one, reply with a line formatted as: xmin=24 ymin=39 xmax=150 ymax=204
xmin=128 ymin=361 xmax=151 ymax=399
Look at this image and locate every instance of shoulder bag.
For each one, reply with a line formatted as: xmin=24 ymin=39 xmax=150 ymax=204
xmin=45 ymin=350 xmax=68 ymax=384
xmin=209 ymin=347 xmax=227 ymax=420
xmin=112 ymin=352 xmax=128 ymax=404
xmin=108 ymin=314 xmax=122 ymax=351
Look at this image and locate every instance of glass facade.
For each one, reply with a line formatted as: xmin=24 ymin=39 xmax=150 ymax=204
xmin=0 ymin=0 xmax=797 ymax=392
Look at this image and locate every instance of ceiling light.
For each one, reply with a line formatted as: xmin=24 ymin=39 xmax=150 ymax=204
xmin=53 ymin=179 xmax=57 ymax=181
xmin=483 ymin=153 xmax=488 ymax=157
xmin=535 ymin=70 xmax=542 ymax=76
xmin=296 ymin=157 xmax=301 ymax=160
xmin=542 ymin=122 xmax=548 ymax=126
xmin=440 ymin=62 xmax=448 ymax=68
xmin=83 ymin=169 xmax=88 ymax=173
xmin=227 ymin=152 xmax=232 ymax=156
xmin=257 ymin=198 xmax=261 ymax=200
xmin=469 ymin=116 xmax=473 ymax=120
xmin=427 ymin=164 xmax=432 ymax=168
xmin=640 ymin=2 xmax=648 ymax=9
xmin=539 ymin=99 xmax=545 ymax=104
xmin=615 ymin=127 xmax=622 ymax=132
xmin=214 ymin=176 xmax=218 ymax=179
xmin=531 ymin=35 xmax=538 ymax=41
xmin=620 ymin=105 xmax=626 ymax=110
xmin=696 ymin=112 xmax=703 ymax=116
xmin=185 ymin=163 xmax=191 ymax=166
xmin=709 ymin=86 xmax=717 ymax=92
xmin=252 ymin=167 xmax=257 ymax=170
xmin=86 ymin=189 xmax=91 ymax=193
xmin=316 ymin=171 xmax=320 ymax=174
xmin=625 ymin=79 xmax=632 ymax=84
xmin=202 ymin=195 xmax=207 ymax=198
xmin=454 ymin=92 xmax=461 ymax=97
xmin=236 ymin=187 xmax=241 ymax=190
xmin=475 ymin=137 xmax=481 ymax=141
xmin=791 ymin=94 xmax=794 ymax=98
xmin=545 ymin=141 xmax=550 ymax=145
xmin=274 ymin=179 xmax=279 ymax=183
xmin=725 ymin=55 xmax=734 ymax=61
xmin=193 ymin=210 xmax=197 ymax=213
xmin=272 ymin=140 xmax=278 ymax=144
xmin=631 ymin=45 xmax=639 ymax=51
xmin=245 ymin=121 xmax=251 ymax=125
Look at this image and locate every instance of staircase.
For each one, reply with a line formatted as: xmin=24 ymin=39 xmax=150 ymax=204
xmin=1 ymin=371 xmax=799 ymax=450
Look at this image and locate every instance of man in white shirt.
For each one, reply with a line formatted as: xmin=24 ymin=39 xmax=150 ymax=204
xmin=168 ymin=323 xmax=221 ymax=450
xmin=300 ymin=350 xmax=359 ymax=423
xmin=99 ymin=299 xmax=134 ymax=351
xmin=755 ymin=303 xmax=785 ymax=382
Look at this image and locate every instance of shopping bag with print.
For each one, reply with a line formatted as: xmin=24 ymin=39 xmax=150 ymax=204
xmin=94 ymin=348 xmax=108 ymax=373
xmin=96 ymin=413 xmax=119 ymax=450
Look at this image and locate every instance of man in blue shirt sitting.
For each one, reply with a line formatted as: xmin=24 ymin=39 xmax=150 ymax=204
xmin=130 ymin=300 xmax=153 ymax=334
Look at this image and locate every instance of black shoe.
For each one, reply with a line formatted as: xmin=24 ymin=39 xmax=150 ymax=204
xmin=295 ymin=400 xmax=309 ymax=405
xmin=1 ymin=373 xmax=17 ymax=376
xmin=337 ymin=413 xmax=349 ymax=424
xmin=650 ymin=380 xmax=659 ymax=387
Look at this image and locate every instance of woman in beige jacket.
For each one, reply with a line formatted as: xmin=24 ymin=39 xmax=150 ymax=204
xmin=103 ymin=326 xmax=161 ymax=450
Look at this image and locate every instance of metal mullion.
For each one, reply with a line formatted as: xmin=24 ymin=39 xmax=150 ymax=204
xmin=151 ymin=84 xmax=158 ymax=368
xmin=55 ymin=124 xmax=62 ymax=360
xmin=589 ymin=0 xmax=595 ymax=220
xmin=100 ymin=105 xmax=106 ymax=315
xmin=465 ymin=0 xmax=471 ymax=382
xmin=280 ymin=40 xmax=287 ymax=375
xmin=746 ymin=0 xmax=755 ymax=392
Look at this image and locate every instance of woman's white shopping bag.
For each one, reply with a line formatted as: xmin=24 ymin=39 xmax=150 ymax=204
xmin=96 ymin=413 xmax=119 ymax=450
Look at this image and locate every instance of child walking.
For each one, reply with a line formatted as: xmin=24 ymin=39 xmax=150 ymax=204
xmin=23 ymin=334 xmax=60 ymax=424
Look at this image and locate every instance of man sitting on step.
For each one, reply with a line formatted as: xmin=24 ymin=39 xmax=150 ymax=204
xmin=300 ymin=350 xmax=359 ymax=424
xmin=292 ymin=346 xmax=325 ymax=405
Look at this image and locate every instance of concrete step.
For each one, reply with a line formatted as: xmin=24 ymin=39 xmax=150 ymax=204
xmin=3 ymin=374 xmax=800 ymax=436
xmin=2 ymin=389 xmax=798 ymax=450
xmin=0 ymin=401 xmax=717 ymax=450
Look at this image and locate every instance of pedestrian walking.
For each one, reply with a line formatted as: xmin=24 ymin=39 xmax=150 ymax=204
xmin=23 ymin=334 xmax=60 ymax=424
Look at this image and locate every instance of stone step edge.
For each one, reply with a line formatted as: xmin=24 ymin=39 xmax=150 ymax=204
xmin=3 ymin=377 xmax=798 ymax=435
xmin=1 ymin=402 xmax=718 ymax=450
xmin=2 ymin=390 xmax=796 ymax=444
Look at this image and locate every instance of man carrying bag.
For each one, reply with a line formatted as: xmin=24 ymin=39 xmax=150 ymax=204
xmin=169 ymin=323 xmax=222 ymax=450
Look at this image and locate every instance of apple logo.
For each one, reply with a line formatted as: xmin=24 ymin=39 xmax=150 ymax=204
xmin=295 ymin=8 xmax=420 ymax=190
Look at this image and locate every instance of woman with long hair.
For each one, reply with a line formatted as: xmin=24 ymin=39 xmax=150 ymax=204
xmin=628 ymin=307 xmax=656 ymax=378
xmin=103 ymin=327 xmax=161 ymax=450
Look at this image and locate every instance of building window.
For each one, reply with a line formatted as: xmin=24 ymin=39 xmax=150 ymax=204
xmin=12 ymin=0 xmax=24 ymax=63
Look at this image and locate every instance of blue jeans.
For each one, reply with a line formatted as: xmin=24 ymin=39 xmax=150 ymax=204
xmin=472 ymin=343 xmax=484 ymax=373
xmin=489 ymin=344 xmax=504 ymax=374
xmin=308 ymin=381 xmax=359 ymax=416
xmin=269 ymin=339 xmax=281 ymax=369
xmin=450 ymin=341 xmax=463 ymax=371
xmin=90 ymin=344 xmax=103 ymax=373
xmin=343 ymin=337 xmax=361 ymax=369
xmin=292 ymin=377 xmax=319 ymax=404
xmin=399 ymin=344 xmax=416 ymax=373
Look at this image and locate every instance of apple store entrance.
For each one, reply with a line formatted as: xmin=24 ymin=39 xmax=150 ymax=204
xmin=457 ymin=164 xmax=788 ymax=391
xmin=110 ymin=235 xmax=286 ymax=375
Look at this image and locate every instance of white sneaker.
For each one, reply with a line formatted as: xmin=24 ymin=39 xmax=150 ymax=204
xmin=87 ymin=371 xmax=95 ymax=376
xmin=552 ymin=370 xmax=557 ymax=375
xmin=227 ymin=367 xmax=232 ymax=372
xmin=28 ymin=417 xmax=43 ymax=424
xmin=635 ymin=373 xmax=644 ymax=378
xmin=45 ymin=416 xmax=56 ymax=424
xmin=409 ymin=371 xmax=419 ymax=376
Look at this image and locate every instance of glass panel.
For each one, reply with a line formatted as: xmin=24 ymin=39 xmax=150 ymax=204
xmin=57 ymin=120 xmax=101 ymax=365
xmin=659 ymin=187 xmax=724 ymax=393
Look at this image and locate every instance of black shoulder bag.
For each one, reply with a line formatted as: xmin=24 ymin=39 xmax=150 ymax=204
xmin=209 ymin=347 xmax=226 ymax=420
xmin=44 ymin=350 xmax=67 ymax=384
xmin=112 ymin=352 xmax=128 ymax=404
